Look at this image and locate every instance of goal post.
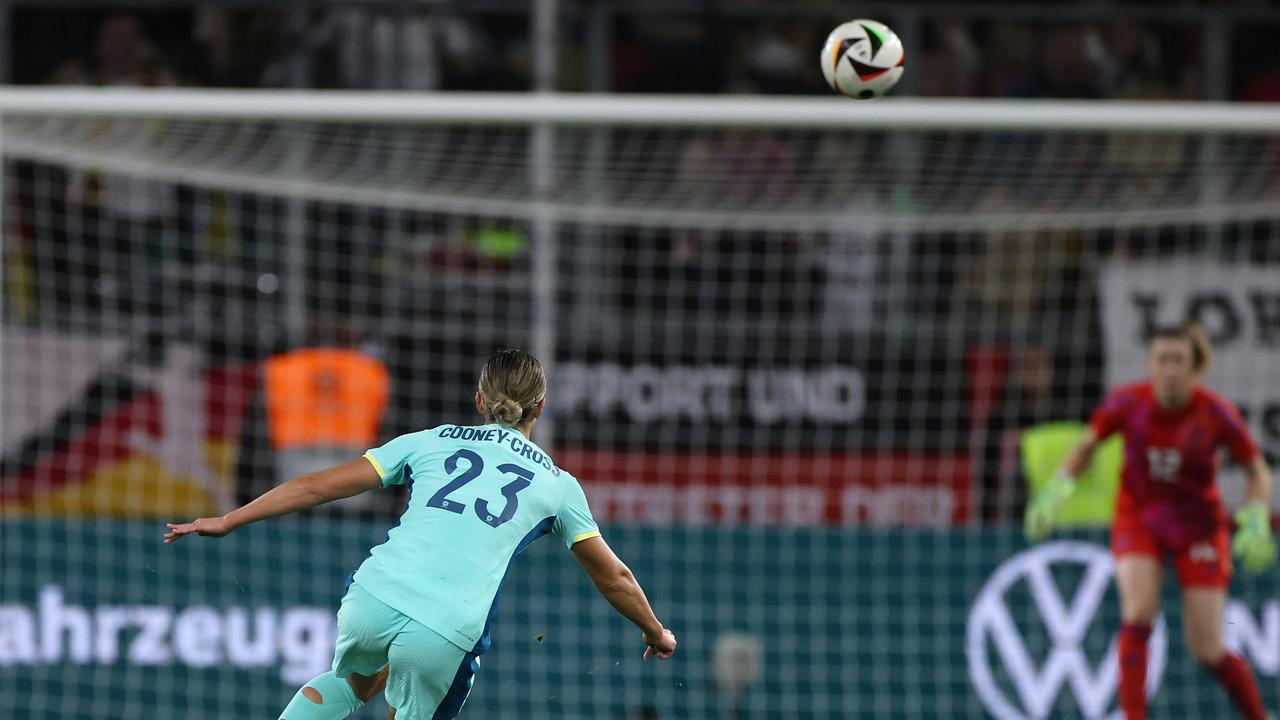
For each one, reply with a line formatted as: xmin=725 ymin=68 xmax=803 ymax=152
xmin=4 ymin=87 xmax=1280 ymax=130
xmin=1 ymin=88 xmax=1278 ymax=719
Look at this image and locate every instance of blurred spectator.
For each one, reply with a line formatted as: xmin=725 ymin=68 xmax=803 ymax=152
xmin=743 ymin=23 xmax=802 ymax=94
xmin=983 ymin=22 xmax=1043 ymax=98
xmin=49 ymin=13 xmax=177 ymax=86
xmin=439 ymin=15 xmax=528 ymax=90
xmin=1094 ymin=21 xmax=1168 ymax=98
xmin=262 ymin=321 xmax=391 ymax=513
xmin=309 ymin=6 xmax=444 ymax=89
xmin=43 ymin=14 xmax=183 ymax=322
xmin=616 ymin=16 xmax=725 ymax=93
xmin=194 ymin=8 xmax=283 ymax=87
xmin=915 ymin=20 xmax=982 ymax=97
xmin=278 ymin=5 xmax=520 ymax=90
xmin=1040 ymin=27 xmax=1107 ymax=99
xmin=742 ymin=22 xmax=827 ymax=95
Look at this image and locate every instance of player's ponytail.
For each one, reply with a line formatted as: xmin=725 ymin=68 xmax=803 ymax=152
xmin=478 ymin=349 xmax=547 ymax=427
xmin=488 ymin=396 xmax=527 ymax=426
xmin=1151 ymin=320 xmax=1213 ymax=374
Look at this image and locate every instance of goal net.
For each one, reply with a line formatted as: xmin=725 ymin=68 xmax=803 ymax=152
xmin=2 ymin=89 xmax=1279 ymax=719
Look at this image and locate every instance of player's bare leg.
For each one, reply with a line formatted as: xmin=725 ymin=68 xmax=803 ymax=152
xmin=279 ymin=666 xmax=386 ymax=720
xmin=1185 ymin=587 xmax=1267 ymax=720
xmin=1116 ymin=555 xmax=1161 ymax=720
xmin=347 ymin=667 xmax=389 ymax=702
xmin=1117 ymin=555 xmax=1162 ymax=624
xmin=1183 ymin=587 xmax=1227 ymax=665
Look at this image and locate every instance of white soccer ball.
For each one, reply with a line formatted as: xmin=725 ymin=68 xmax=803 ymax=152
xmin=820 ymin=20 xmax=905 ymax=99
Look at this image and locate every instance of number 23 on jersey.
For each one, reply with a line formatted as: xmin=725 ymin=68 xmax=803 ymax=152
xmin=426 ymin=449 xmax=534 ymax=528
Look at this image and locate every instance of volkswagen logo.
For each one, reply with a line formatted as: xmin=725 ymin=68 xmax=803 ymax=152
xmin=967 ymin=541 xmax=1168 ymax=719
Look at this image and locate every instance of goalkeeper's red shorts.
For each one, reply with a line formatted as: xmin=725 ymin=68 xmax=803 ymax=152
xmin=1111 ymin=512 xmax=1232 ymax=589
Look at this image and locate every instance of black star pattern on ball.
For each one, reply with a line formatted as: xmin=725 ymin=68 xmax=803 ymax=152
xmin=843 ymin=55 xmax=888 ymax=81
xmin=838 ymin=36 xmax=865 ymax=60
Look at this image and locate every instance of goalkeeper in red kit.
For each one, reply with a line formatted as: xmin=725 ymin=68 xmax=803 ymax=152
xmin=1026 ymin=322 xmax=1276 ymax=720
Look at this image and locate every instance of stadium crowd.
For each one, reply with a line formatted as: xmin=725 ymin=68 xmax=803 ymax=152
xmin=9 ymin=3 xmax=1280 ymax=101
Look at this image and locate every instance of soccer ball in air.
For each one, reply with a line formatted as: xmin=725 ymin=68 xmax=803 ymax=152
xmin=820 ymin=20 xmax=905 ymax=99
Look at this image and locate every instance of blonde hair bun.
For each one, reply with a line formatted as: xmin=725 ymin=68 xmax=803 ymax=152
xmin=490 ymin=396 xmax=526 ymax=426
xmin=478 ymin=349 xmax=546 ymax=428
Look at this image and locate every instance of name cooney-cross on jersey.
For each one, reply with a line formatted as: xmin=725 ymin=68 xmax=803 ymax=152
xmin=352 ymin=423 xmax=600 ymax=653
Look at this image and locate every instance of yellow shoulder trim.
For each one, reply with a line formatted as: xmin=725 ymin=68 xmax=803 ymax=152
xmin=363 ymin=451 xmax=389 ymax=479
xmin=571 ymin=529 xmax=602 ymax=545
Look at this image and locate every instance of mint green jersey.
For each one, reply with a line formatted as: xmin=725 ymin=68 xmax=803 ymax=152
xmin=351 ymin=423 xmax=600 ymax=653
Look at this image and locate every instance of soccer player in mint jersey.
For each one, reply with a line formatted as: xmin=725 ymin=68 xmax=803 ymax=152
xmin=1026 ymin=322 xmax=1275 ymax=720
xmin=166 ymin=349 xmax=677 ymax=719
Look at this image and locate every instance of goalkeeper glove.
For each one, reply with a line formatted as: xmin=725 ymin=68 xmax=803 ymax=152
xmin=1232 ymin=501 xmax=1277 ymax=574
xmin=1024 ymin=470 xmax=1076 ymax=542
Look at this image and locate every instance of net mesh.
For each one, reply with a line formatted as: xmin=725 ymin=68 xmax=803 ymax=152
xmin=6 ymin=114 xmax=1280 ymax=229
xmin=2 ymin=103 xmax=1279 ymax=719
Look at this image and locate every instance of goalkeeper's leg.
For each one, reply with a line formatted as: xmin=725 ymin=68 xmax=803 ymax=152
xmin=1113 ymin=515 xmax=1165 ymax=720
xmin=1182 ymin=583 xmax=1266 ymax=719
xmin=1114 ymin=552 xmax=1163 ymax=720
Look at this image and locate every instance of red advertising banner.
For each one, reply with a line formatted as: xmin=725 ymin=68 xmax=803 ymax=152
xmin=559 ymin=450 xmax=972 ymax=527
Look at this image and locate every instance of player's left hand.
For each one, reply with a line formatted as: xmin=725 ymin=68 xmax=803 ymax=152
xmin=1232 ymin=502 xmax=1277 ymax=574
xmin=164 ymin=517 xmax=232 ymax=544
xmin=643 ymin=628 xmax=676 ymax=661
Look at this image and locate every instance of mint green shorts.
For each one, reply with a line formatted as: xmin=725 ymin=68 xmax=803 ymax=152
xmin=333 ymin=583 xmax=476 ymax=719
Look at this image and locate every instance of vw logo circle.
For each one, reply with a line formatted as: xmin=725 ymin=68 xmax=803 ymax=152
xmin=967 ymin=541 xmax=1167 ymax=720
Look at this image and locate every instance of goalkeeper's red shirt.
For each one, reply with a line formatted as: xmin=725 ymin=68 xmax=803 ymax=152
xmin=1090 ymin=381 xmax=1260 ymax=548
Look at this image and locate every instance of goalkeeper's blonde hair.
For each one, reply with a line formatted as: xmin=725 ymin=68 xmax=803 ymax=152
xmin=478 ymin=349 xmax=546 ymax=427
xmin=1151 ymin=320 xmax=1213 ymax=373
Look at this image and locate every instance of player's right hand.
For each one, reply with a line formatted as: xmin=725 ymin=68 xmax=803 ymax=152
xmin=643 ymin=628 xmax=676 ymax=661
xmin=1024 ymin=472 xmax=1076 ymax=542
xmin=164 ymin=516 xmax=232 ymax=544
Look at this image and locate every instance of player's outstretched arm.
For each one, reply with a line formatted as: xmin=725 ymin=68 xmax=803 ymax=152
xmin=1025 ymin=430 xmax=1098 ymax=541
xmin=1058 ymin=429 xmax=1100 ymax=480
xmin=571 ymin=536 xmax=676 ymax=660
xmin=164 ymin=457 xmax=383 ymax=543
